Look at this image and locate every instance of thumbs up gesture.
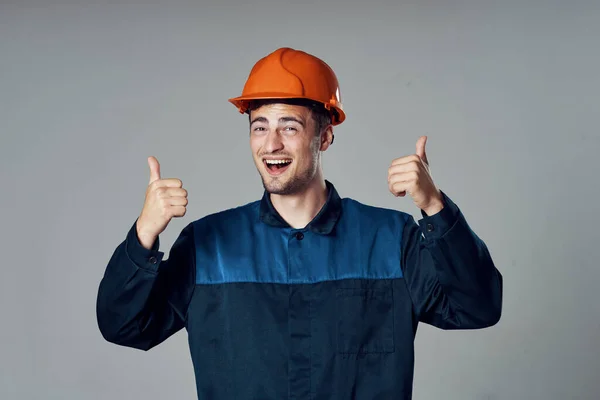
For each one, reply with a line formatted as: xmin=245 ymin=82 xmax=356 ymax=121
xmin=136 ymin=156 xmax=188 ymax=249
xmin=387 ymin=136 xmax=444 ymax=216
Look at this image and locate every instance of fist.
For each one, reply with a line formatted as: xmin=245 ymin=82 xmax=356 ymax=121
xmin=387 ymin=136 xmax=444 ymax=215
xmin=136 ymin=156 xmax=188 ymax=249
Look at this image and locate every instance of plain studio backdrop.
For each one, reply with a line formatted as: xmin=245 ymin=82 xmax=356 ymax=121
xmin=1 ymin=1 xmax=599 ymax=399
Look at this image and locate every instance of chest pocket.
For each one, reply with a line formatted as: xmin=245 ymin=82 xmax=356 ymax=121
xmin=336 ymin=284 xmax=395 ymax=354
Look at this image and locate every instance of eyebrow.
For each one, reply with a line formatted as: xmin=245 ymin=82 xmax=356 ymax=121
xmin=250 ymin=116 xmax=305 ymax=127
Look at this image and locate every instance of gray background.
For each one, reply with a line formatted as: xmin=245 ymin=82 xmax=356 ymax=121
xmin=1 ymin=0 xmax=599 ymax=399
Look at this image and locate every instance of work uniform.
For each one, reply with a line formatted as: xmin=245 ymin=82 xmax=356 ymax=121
xmin=96 ymin=180 xmax=503 ymax=399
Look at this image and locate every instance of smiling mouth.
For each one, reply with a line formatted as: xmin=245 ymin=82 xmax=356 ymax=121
xmin=264 ymin=159 xmax=292 ymax=175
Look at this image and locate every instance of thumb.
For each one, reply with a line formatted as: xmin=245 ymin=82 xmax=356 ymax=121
xmin=416 ymin=136 xmax=429 ymax=165
xmin=148 ymin=156 xmax=161 ymax=184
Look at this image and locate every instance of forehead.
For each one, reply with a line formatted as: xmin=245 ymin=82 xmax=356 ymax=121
xmin=249 ymin=103 xmax=311 ymax=120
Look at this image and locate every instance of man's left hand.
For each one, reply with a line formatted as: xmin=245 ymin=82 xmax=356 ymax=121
xmin=388 ymin=136 xmax=444 ymax=216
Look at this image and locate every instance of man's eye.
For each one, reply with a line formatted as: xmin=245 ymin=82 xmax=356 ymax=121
xmin=284 ymin=126 xmax=297 ymax=131
xmin=253 ymin=127 xmax=266 ymax=132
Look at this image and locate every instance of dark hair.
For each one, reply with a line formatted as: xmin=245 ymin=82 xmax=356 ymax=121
xmin=246 ymin=98 xmax=335 ymax=142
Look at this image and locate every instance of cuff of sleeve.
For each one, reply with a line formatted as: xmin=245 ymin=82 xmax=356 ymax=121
xmin=125 ymin=218 xmax=164 ymax=271
xmin=418 ymin=190 xmax=460 ymax=240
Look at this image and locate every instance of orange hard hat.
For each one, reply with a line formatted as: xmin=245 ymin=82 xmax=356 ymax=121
xmin=228 ymin=47 xmax=346 ymax=125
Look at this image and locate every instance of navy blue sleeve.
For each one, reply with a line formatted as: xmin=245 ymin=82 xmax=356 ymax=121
xmin=96 ymin=218 xmax=196 ymax=350
xmin=400 ymin=191 xmax=503 ymax=329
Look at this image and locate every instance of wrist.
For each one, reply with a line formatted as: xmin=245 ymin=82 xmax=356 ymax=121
xmin=136 ymin=220 xmax=158 ymax=249
xmin=422 ymin=198 xmax=444 ymax=216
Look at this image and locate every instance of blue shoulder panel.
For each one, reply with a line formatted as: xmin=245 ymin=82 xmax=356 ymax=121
xmin=193 ymin=199 xmax=408 ymax=284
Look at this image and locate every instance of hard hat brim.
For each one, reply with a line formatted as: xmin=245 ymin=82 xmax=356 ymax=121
xmin=228 ymin=92 xmax=345 ymax=126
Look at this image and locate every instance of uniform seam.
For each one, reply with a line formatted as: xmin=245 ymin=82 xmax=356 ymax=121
xmin=184 ymin=223 xmax=197 ymax=325
xmin=400 ymin=215 xmax=418 ymax=320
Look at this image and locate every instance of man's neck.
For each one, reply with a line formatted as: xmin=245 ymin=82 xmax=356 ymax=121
xmin=269 ymin=178 xmax=328 ymax=229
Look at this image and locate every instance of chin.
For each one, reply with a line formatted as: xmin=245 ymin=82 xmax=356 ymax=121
xmin=262 ymin=177 xmax=291 ymax=195
xmin=261 ymin=173 xmax=316 ymax=196
xmin=258 ymin=174 xmax=290 ymax=195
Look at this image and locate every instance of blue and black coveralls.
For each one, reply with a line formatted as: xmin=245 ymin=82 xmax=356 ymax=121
xmin=96 ymin=180 xmax=503 ymax=399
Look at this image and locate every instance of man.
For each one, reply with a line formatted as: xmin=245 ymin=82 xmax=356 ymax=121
xmin=96 ymin=47 xmax=503 ymax=399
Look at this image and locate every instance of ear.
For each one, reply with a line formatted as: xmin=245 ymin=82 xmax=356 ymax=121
xmin=319 ymin=125 xmax=334 ymax=151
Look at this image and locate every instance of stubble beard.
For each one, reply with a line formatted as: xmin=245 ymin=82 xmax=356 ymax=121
xmin=258 ymin=149 xmax=320 ymax=196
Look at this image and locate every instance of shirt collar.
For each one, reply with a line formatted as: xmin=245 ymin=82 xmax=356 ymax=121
xmin=259 ymin=180 xmax=342 ymax=235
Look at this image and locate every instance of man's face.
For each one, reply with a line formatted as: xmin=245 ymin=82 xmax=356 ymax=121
xmin=249 ymin=103 xmax=328 ymax=195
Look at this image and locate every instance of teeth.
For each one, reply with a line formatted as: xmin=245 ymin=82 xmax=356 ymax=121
xmin=265 ymin=160 xmax=291 ymax=165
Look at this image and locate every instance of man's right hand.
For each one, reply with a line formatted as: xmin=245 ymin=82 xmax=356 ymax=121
xmin=136 ymin=156 xmax=188 ymax=250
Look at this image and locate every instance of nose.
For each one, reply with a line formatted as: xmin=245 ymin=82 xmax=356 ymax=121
xmin=263 ymin=129 xmax=284 ymax=153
